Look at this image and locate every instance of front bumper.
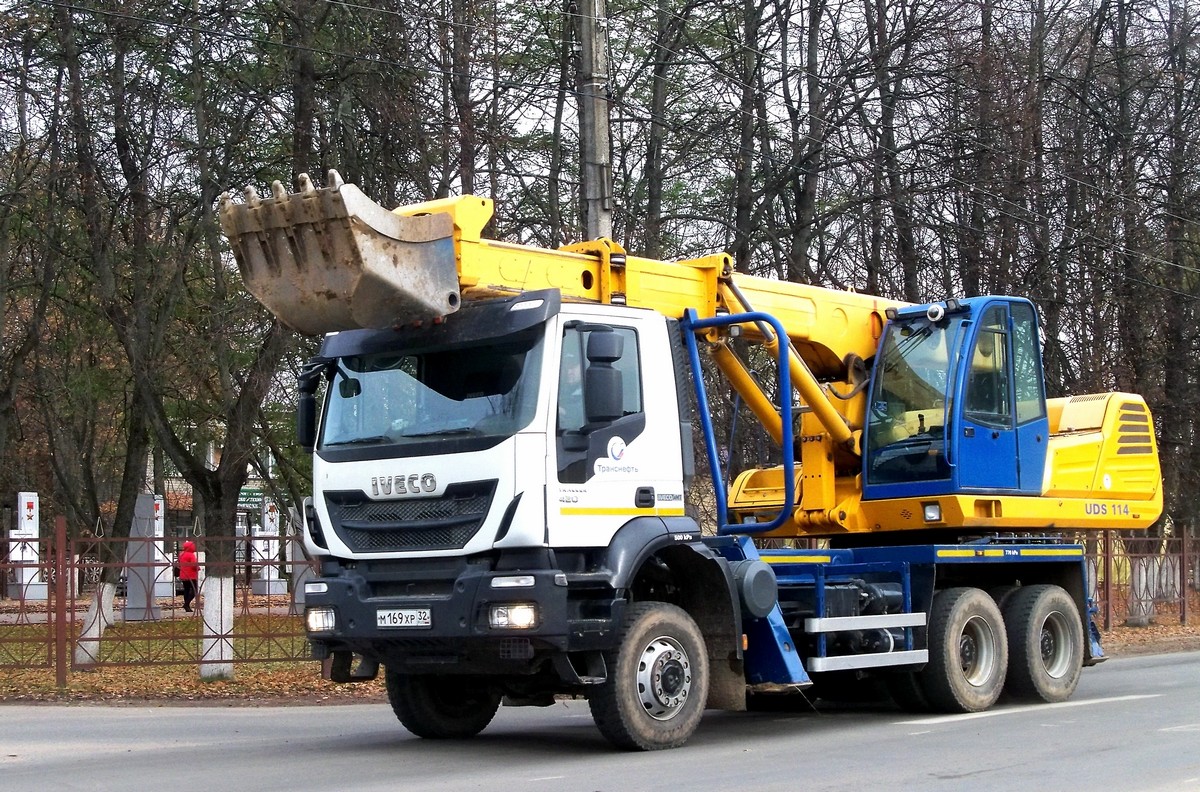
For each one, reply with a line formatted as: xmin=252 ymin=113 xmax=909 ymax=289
xmin=304 ymin=557 xmax=591 ymax=675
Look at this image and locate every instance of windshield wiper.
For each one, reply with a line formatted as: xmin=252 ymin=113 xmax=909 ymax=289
xmin=323 ymin=435 xmax=392 ymax=447
xmin=399 ymin=427 xmax=483 ymax=438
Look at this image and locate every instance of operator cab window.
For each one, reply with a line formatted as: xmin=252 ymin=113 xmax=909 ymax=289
xmin=556 ymin=324 xmax=645 ymax=483
xmin=1011 ymin=302 xmax=1046 ymax=425
xmin=866 ymin=313 xmax=958 ymax=485
xmin=964 ymin=306 xmax=1012 ymax=428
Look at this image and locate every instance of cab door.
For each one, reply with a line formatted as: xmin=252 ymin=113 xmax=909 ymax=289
xmin=544 ymin=310 xmax=687 ymax=548
xmin=954 ymin=304 xmax=1019 ymax=490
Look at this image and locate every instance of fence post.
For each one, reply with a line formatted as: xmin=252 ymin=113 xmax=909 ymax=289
xmin=1182 ymin=533 xmax=1189 ymax=626
xmin=1103 ymin=530 xmax=1113 ymax=631
xmin=55 ymin=516 xmax=67 ymax=688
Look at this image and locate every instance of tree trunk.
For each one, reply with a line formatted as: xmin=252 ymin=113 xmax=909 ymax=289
xmin=450 ymin=0 xmax=476 ymax=194
xmin=730 ymin=0 xmax=762 ymax=273
xmin=199 ymin=574 xmax=236 ymax=679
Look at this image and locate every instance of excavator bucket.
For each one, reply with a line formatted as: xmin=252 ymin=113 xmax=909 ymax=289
xmin=219 ymin=170 xmax=461 ymax=335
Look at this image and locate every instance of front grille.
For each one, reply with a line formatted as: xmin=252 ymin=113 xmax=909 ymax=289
xmin=325 ymin=480 xmax=497 ymax=552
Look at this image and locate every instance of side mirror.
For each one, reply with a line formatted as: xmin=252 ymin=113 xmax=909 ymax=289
xmin=584 ymin=330 xmax=624 ymax=424
xmin=297 ymin=391 xmax=317 ymax=451
xmin=296 ymin=357 xmax=327 ymax=452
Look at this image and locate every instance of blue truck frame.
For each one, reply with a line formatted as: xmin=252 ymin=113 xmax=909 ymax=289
xmin=680 ymin=307 xmax=1104 ymax=689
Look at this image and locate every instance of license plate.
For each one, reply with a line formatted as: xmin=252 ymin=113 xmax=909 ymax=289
xmin=377 ymin=607 xmax=433 ymax=629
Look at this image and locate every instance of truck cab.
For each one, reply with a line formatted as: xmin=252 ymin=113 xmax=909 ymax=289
xmin=300 ymin=289 xmax=691 ymax=563
xmin=300 ymin=289 xmax=731 ymax=711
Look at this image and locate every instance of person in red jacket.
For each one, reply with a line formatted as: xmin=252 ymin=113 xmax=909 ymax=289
xmin=179 ymin=540 xmax=200 ymax=613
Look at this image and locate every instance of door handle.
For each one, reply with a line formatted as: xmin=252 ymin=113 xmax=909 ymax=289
xmin=635 ymin=487 xmax=655 ymax=509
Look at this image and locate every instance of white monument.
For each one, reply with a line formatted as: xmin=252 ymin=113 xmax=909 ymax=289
xmin=11 ymin=492 xmax=48 ymax=601
xmin=151 ymin=496 xmax=172 ymax=598
xmin=251 ymin=498 xmax=287 ymax=595
xmin=123 ymin=494 xmax=168 ymax=620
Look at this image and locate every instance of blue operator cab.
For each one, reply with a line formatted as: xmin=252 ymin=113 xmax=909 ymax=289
xmin=862 ymin=297 xmax=1050 ymax=501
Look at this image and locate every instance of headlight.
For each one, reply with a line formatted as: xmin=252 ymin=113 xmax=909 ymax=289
xmin=304 ymin=581 xmax=329 ymax=595
xmin=489 ymin=603 xmax=538 ymax=629
xmin=305 ymin=606 xmax=336 ymax=632
xmin=923 ymin=502 xmax=942 ymax=523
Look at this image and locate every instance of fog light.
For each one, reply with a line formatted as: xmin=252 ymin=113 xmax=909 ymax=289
xmin=490 ymin=603 xmax=538 ymax=629
xmin=491 ymin=575 xmax=535 ymax=588
xmin=923 ymin=502 xmax=942 ymax=523
xmin=304 ymin=581 xmax=328 ymax=595
xmin=306 ymin=606 xmax=336 ymax=633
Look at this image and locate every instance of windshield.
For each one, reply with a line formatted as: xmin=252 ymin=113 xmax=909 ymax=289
xmin=319 ymin=329 xmax=544 ymax=454
xmin=866 ymin=316 xmax=963 ymax=484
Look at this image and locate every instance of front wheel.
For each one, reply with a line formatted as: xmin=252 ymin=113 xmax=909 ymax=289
xmin=588 ymin=602 xmax=709 ymax=751
xmin=385 ymin=671 xmax=501 ymax=739
xmin=920 ymin=587 xmax=1008 ymax=712
xmin=1003 ymin=584 xmax=1084 ymax=702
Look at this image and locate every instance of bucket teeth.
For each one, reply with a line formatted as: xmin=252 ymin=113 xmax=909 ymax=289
xmin=219 ymin=173 xmax=460 ymax=335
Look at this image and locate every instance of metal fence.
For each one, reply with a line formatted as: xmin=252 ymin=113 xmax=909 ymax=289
xmin=1086 ymin=533 xmax=1196 ymax=630
xmin=2 ymin=522 xmax=1196 ymax=687
xmin=1 ymin=517 xmax=313 ymax=685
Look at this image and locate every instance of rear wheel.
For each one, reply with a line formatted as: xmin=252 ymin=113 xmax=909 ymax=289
xmin=920 ymin=587 xmax=1008 ymax=712
xmin=1003 ymin=584 xmax=1083 ymax=702
xmin=385 ymin=671 xmax=501 ymax=739
xmin=588 ymin=602 xmax=708 ymax=751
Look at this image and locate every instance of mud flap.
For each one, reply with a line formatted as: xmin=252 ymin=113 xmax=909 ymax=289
xmin=325 ymin=651 xmax=381 ymax=682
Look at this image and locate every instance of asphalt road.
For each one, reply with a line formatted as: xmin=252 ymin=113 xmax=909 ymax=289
xmin=3 ymin=651 xmax=1198 ymax=792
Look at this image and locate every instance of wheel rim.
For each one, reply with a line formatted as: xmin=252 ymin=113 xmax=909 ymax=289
xmin=1039 ymin=610 xmax=1072 ymax=679
xmin=959 ymin=615 xmax=998 ymax=687
xmin=636 ymin=634 xmax=693 ymax=721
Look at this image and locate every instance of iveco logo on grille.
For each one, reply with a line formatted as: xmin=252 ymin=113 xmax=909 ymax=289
xmin=371 ymin=474 xmax=437 ymax=496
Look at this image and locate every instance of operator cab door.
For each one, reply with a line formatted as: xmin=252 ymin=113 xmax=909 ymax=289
xmin=952 ymin=301 xmax=1047 ymax=493
xmin=955 ymin=304 xmax=1018 ymax=490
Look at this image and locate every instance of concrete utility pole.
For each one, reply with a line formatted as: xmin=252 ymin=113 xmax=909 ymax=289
xmin=574 ymin=0 xmax=613 ymax=240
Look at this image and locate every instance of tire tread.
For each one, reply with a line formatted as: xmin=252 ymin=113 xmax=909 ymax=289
xmin=588 ymin=601 xmax=708 ymax=751
xmin=1003 ymin=584 xmax=1083 ymax=702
